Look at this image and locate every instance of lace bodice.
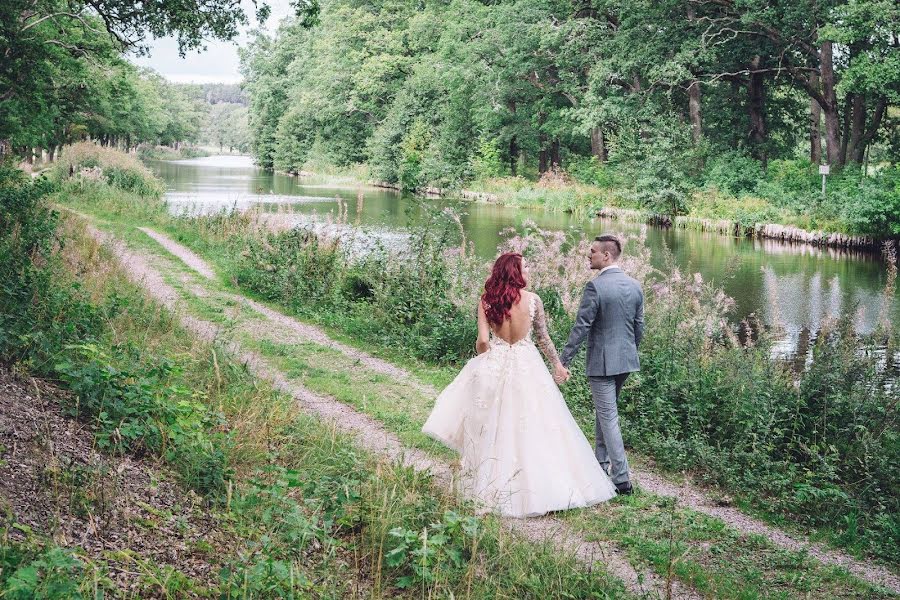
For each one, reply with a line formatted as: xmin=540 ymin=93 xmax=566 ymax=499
xmin=489 ymin=294 xmax=561 ymax=366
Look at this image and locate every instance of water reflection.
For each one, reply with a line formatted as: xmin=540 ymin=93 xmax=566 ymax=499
xmin=147 ymin=155 xmax=899 ymax=361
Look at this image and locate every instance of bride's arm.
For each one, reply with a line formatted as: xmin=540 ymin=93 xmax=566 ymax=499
xmin=533 ymin=295 xmax=562 ymax=367
xmin=476 ymin=301 xmax=491 ymax=354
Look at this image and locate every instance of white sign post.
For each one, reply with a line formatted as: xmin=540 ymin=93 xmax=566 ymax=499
xmin=819 ymin=164 xmax=830 ymax=196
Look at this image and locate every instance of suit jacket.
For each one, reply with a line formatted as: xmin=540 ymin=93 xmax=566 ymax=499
xmin=560 ymin=267 xmax=644 ymax=377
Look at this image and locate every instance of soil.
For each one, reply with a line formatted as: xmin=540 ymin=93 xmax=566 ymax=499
xmin=0 ymin=369 xmax=230 ymax=596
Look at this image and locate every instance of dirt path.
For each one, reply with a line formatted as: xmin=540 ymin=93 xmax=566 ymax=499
xmin=100 ymin=224 xmax=900 ymax=596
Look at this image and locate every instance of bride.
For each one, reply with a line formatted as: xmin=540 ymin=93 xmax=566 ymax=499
xmin=423 ymin=252 xmax=617 ymax=517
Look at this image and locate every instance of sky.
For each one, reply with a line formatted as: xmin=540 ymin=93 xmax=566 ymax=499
xmin=129 ymin=0 xmax=294 ymax=84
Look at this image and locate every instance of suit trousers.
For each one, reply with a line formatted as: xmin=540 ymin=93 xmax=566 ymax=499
xmin=588 ymin=374 xmax=630 ymax=485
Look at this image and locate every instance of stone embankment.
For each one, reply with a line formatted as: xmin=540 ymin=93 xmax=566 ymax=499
xmin=597 ymin=206 xmax=886 ymax=251
xmin=371 ymin=180 xmax=499 ymax=202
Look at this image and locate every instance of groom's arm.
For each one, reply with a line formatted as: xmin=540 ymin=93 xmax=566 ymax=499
xmin=560 ymin=279 xmax=600 ymax=367
xmin=634 ymin=287 xmax=645 ymax=348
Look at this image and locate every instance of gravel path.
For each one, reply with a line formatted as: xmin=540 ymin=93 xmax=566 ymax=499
xmin=88 ymin=224 xmax=698 ymax=600
xmin=137 ymin=226 xmax=438 ymax=398
xmin=107 ymin=225 xmax=900 ymax=595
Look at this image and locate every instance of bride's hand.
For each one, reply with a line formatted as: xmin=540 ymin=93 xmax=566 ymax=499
xmin=553 ymin=362 xmax=571 ymax=384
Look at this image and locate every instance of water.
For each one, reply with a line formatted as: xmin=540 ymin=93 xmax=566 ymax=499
xmin=148 ymin=155 xmax=899 ymax=360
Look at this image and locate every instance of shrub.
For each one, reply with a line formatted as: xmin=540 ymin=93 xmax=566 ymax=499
xmin=703 ymin=150 xmax=764 ymax=196
xmin=0 ymin=163 xmax=228 ymax=496
xmin=831 ymin=166 xmax=900 ymax=237
xmin=567 ymin=155 xmax=618 ymax=188
xmin=385 ymin=511 xmax=480 ymax=589
xmin=52 ymin=142 xmax=164 ymax=197
xmin=470 ymin=138 xmax=506 ymax=181
xmin=0 ymin=544 xmax=110 ymax=599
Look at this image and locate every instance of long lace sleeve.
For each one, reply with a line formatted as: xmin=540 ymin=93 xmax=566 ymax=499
xmin=533 ymin=296 xmax=562 ymax=366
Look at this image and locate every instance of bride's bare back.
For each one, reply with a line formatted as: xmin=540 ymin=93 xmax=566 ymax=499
xmin=476 ymin=291 xmax=561 ymax=366
xmin=489 ymin=293 xmax=533 ymax=345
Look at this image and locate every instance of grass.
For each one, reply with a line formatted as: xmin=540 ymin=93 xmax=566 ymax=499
xmin=56 ymin=187 xmax=899 ymax=599
xmin=565 ymin=493 xmax=894 ymax=599
xmin=64 ymin=189 xmax=898 ymax=566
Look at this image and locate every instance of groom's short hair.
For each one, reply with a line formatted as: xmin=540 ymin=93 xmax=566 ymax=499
xmin=595 ymin=234 xmax=622 ymax=258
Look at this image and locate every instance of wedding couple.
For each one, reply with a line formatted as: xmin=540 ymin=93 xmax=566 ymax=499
xmin=423 ymin=234 xmax=644 ymax=518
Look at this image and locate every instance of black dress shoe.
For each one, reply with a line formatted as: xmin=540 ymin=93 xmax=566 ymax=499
xmin=615 ymin=481 xmax=634 ymax=495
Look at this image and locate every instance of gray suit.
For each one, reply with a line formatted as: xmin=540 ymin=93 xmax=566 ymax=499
xmin=560 ymin=267 xmax=644 ymax=485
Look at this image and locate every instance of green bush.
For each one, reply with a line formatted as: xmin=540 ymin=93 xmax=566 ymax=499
xmin=567 ymin=155 xmax=618 ymax=188
xmin=54 ymin=344 xmax=230 ymax=495
xmin=703 ymin=150 xmax=764 ymax=196
xmin=0 ymin=544 xmax=110 ymax=600
xmin=831 ymin=166 xmax=900 ymax=237
xmin=386 ymin=511 xmax=480 ymax=589
xmin=52 ymin=142 xmax=164 ymax=197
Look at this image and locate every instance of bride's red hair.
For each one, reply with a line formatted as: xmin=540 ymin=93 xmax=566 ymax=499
xmin=482 ymin=252 xmax=526 ymax=326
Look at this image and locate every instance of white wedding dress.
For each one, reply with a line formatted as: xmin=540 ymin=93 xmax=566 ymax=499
xmin=423 ymin=293 xmax=617 ymax=518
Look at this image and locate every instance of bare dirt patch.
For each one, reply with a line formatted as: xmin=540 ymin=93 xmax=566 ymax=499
xmin=0 ymin=369 xmax=230 ymax=595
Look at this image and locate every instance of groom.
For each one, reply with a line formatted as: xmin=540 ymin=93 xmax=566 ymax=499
xmin=556 ymin=234 xmax=644 ymax=495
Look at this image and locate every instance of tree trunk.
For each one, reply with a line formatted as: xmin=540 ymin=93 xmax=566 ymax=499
xmin=809 ymin=73 xmax=822 ymax=164
xmin=590 ymin=127 xmax=607 ymax=162
xmin=820 ymin=41 xmax=843 ymax=168
xmin=688 ymin=80 xmax=702 ymax=143
xmin=550 ymin=139 xmax=561 ymax=169
xmin=858 ymin=98 xmax=887 ymax=165
xmin=748 ymin=56 xmax=767 ymax=165
xmin=538 ymin=113 xmax=548 ymax=174
xmin=839 ymin=94 xmax=852 ymax=163
xmin=846 ymin=93 xmax=866 ymax=164
xmin=508 ymin=100 xmax=518 ymax=175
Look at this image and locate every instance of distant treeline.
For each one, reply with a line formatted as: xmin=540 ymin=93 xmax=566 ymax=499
xmin=239 ymin=0 xmax=898 ymax=190
xmin=1 ymin=3 xmax=255 ymax=161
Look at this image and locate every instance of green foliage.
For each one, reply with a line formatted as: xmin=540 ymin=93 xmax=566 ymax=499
xmin=830 ymin=166 xmax=900 ymax=237
xmin=470 ymin=138 xmax=506 ymax=181
xmin=53 ymin=142 xmax=165 ymax=197
xmin=703 ymin=150 xmax=765 ymax=196
xmin=0 ymin=545 xmax=103 ymax=600
xmin=54 ymin=344 xmax=229 ymax=494
xmin=566 ymin=156 xmax=617 ymax=188
xmin=235 ymin=228 xmax=344 ymax=307
xmin=398 ymin=119 xmax=432 ymax=191
xmin=385 ymin=511 xmax=480 ymax=589
xmin=228 ymin=209 xmax=477 ymax=363
xmin=0 ymin=166 xmax=102 ymax=368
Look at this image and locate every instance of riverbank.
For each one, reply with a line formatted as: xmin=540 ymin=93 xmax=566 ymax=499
xmin=54 ymin=146 xmax=900 ymax=570
xmin=368 ymin=174 xmax=896 ymax=252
